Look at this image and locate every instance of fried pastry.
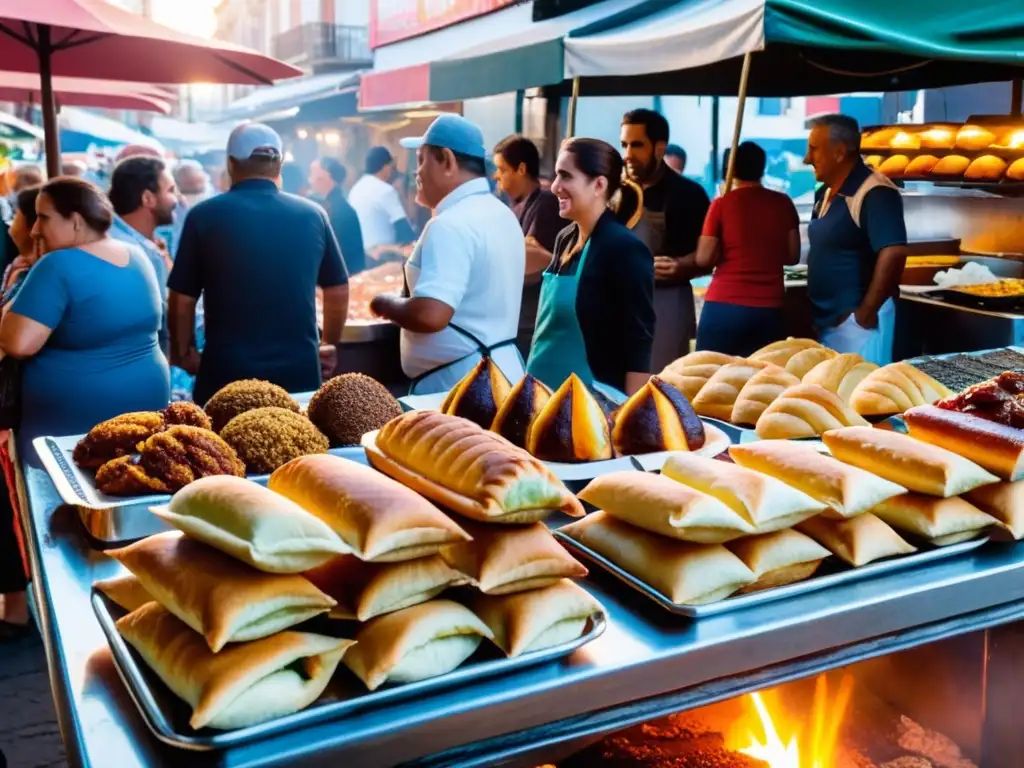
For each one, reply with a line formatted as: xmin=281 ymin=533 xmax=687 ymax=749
xmin=691 ymin=361 xmax=771 ymax=421
xmin=440 ymin=355 xmax=513 ymax=429
xmin=872 ymin=493 xmax=999 ymax=545
xmin=755 ymin=384 xmax=870 ymax=439
xmin=658 ymin=351 xmax=739 ymax=402
xmin=117 ymin=602 xmax=352 ymax=730
xmin=527 ymin=373 xmax=613 ymax=462
xmin=966 ymin=480 xmax=1024 ymax=539
xmin=731 ymin=366 xmax=800 ymax=426
xmin=611 ymin=375 xmax=705 ymax=455
xmin=803 ymin=353 xmax=878 ymax=403
xmin=368 ymin=411 xmax=583 ymax=523
xmin=849 ymin=362 xmax=951 ymax=417
xmin=73 ymin=411 xmax=166 ymax=470
xmin=468 ymin=579 xmax=603 ymax=657
xmin=94 ymin=574 xmax=153 ymax=612
xmin=161 ymin=402 xmax=212 ymax=430
xmin=95 ymin=456 xmax=173 ymax=496
xmin=205 ymin=379 xmax=300 ymax=433
xmin=727 ymin=529 xmax=831 ymax=593
xmin=490 ymin=373 xmax=552 ymax=449
xmin=798 ymin=513 xmax=917 ymax=567
xmin=749 ymin=338 xmax=822 ymax=367
xmin=343 ymin=600 xmax=493 ymax=690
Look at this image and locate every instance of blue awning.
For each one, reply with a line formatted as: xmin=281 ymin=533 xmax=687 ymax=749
xmin=221 ymin=70 xmax=362 ymax=121
xmin=57 ymin=107 xmax=164 ymax=153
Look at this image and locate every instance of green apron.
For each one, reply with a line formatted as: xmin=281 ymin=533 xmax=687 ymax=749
xmin=527 ymin=241 xmax=595 ymax=391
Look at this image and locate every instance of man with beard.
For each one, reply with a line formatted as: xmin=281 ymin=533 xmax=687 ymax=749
xmin=621 ymin=109 xmax=709 ymax=371
xmin=109 ymin=155 xmax=178 ymax=356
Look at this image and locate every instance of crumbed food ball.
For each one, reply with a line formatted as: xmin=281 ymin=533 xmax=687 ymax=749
xmin=307 ymin=373 xmax=403 ymax=446
xmin=161 ymin=401 xmax=212 ymax=431
xmin=220 ymin=407 xmax=329 ymax=474
xmin=205 ymin=379 xmax=300 ymax=432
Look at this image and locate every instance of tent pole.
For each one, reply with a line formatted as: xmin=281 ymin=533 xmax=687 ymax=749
xmin=711 ymin=96 xmax=720 ymax=183
xmin=723 ymin=52 xmax=752 ymax=194
xmin=38 ymin=24 xmax=61 ymax=179
xmin=1012 ymin=78 xmax=1023 ymax=116
xmin=566 ymin=76 xmax=580 ymax=139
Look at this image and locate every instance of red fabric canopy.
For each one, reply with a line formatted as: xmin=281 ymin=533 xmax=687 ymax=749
xmin=0 ymin=0 xmax=302 ymax=85
xmin=0 ymin=72 xmax=172 ymax=113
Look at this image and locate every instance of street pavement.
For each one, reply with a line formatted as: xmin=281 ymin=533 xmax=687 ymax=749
xmin=0 ymin=628 xmax=66 ymax=768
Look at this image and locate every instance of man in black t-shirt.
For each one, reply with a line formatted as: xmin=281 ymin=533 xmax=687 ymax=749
xmin=621 ymin=109 xmax=710 ymax=372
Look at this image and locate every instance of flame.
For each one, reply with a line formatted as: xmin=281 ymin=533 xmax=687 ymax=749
xmin=733 ymin=674 xmax=855 ymax=768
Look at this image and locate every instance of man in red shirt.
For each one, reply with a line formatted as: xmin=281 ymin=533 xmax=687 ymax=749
xmin=693 ymin=141 xmax=800 ymax=356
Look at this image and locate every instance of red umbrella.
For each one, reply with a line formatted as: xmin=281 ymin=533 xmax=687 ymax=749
xmin=0 ymin=0 xmax=303 ymax=174
xmin=0 ymin=72 xmax=173 ymax=113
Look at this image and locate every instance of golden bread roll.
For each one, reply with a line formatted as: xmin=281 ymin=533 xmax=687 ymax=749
xmin=578 ymin=471 xmax=755 ymax=543
xmin=527 ymin=373 xmax=612 ymax=462
xmin=108 ymin=532 xmax=336 ymax=652
xmin=303 ymin=554 xmax=471 ymax=621
xmin=490 ymin=373 xmax=551 ymax=449
xmin=802 ymin=353 xmax=878 ymax=403
xmin=904 ymin=155 xmax=940 ymax=177
xmin=931 ymin=155 xmax=971 ymax=178
xmin=748 ymin=338 xmax=822 ymax=367
xmin=117 ymin=602 xmax=353 ymax=730
xmin=754 ymin=384 xmax=870 ymax=440
xmin=94 ymin=574 xmax=152 ymax=613
xmin=727 ymin=529 xmax=831 ymax=593
xmin=798 ymin=513 xmax=916 ymax=567
xmin=821 ymin=426 xmax=999 ymax=497
xmin=860 ymin=128 xmax=897 ymax=150
xmin=964 ymin=155 xmax=1008 ymax=182
xmin=785 ymin=347 xmax=837 ymax=380
xmin=440 ymin=520 xmax=587 ymax=595
xmin=558 ymin=511 xmax=755 ymax=604
xmin=888 ymin=130 xmax=920 ymax=150
xmin=878 ymin=155 xmax=910 ymax=178
xmin=872 ymin=493 xmax=999 ymax=546
xmin=343 ymin=600 xmax=493 ymax=691
xmin=661 ymin=453 xmax=826 ymax=533
xmin=691 ymin=360 xmax=770 ymax=420
xmin=150 ymin=475 xmax=351 ymax=573
xmin=367 ymin=410 xmax=584 ymax=523
xmin=611 ymin=375 xmax=705 ymax=455
xmin=904 ymin=405 xmax=1024 ymax=482
xmin=918 ymin=126 xmax=956 ymax=149
xmin=1007 ymin=157 xmax=1024 ymax=182
xmin=440 ymin=355 xmax=512 ymax=429
xmin=965 ymin=480 xmax=1024 ymax=539
xmin=467 ymin=579 xmax=603 ymax=657
xmin=863 ymin=155 xmax=882 ymax=169
xmin=268 ymin=454 xmax=470 ymax=561
xmin=955 ymin=125 xmax=996 ymax=151
xmin=659 ymin=351 xmax=739 ymax=401
xmin=731 ymin=366 xmax=801 ymax=426
xmin=849 ymin=362 xmax=951 ymax=417
xmin=729 ymin=440 xmax=907 ymax=519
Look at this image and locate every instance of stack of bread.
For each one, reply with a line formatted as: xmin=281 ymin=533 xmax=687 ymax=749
xmin=657 ymin=340 xmax=950 ymax=439
xmin=359 ymin=409 xmax=604 ymax=663
xmin=439 ymin=356 xmax=707 ymax=463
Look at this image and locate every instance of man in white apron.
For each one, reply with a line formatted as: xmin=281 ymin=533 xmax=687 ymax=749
xmin=804 ymin=114 xmax=908 ymax=366
xmin=621 ymin=109 xmax=710 ymax=372
xmin=369 ymin=115 xmax=526 ymax=395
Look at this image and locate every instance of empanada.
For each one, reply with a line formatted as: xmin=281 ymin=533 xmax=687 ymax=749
xmin=439 ymin=521 xmax=587 ymax=595
xmin=798 ymin=513 xmax=916 ymax=567
xmin=117 ymin=602 xmax=353 ymax=730
xmin=661 ymin=453 xmax=826 ymax=533
xmin=728 ymin=529 xmax=831 ymax=592
xmin=558 ymin=512 xmax=755 ymax=604
xmin=872 ymin=493 xmax=999 ymax=545
xmin=108 ymin=532 xmax=336 ymax=652
xmin=150 ymin=475 xmax=352 ymax=573
xmin=367 ymin=410 xmax=584 ymax=523
xmin=468 ymin=579 xmax=603 ymax=657
xmin=691 ymin=361 xmax=771 ymax=421
xmin=343 ymin=600 xmax=493 ymax=691
xmin=303 ymin=555 xmax=471 ymax=621
xmin=94 ymin=574 xmax=153 ymax=612
xmin=966 ymin=480 xmax=1024 ymax=539
xmin=578 ymin=471 xmax=755 ymax=543
xmin=268 ymin=453 xmax=470 ymax=561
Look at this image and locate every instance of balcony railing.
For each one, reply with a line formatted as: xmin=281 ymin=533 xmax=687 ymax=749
xmin=273 ymin=23 xmax=372 ymax=71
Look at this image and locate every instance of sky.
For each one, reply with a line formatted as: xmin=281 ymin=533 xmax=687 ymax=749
xmin=116 ymin=0 xmax=219 ymax=38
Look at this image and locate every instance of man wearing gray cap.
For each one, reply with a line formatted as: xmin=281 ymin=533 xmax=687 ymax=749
xmin=370 ymin=114 xmax=525 ymax=394
xmin=168 ymin=123 xmax=349 ymax=403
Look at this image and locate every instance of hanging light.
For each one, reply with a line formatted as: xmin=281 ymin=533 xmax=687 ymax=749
xmin=296 ymin=128 xmax=309 ymax=140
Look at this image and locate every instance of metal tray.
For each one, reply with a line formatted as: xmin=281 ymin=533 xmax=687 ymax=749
xmin=938 ymin=288 xmax=1024 ymax=314
xmin=91 ymin=590 xmax=607 ymax=752
xmin=555 ymin=531 xmax=990 ymax=618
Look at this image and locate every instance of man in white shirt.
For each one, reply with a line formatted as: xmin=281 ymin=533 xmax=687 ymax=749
xmin=370 ymin=115 xmax=526 ymax=395
xmin=348 ymin=146 xmax=416 ymax=251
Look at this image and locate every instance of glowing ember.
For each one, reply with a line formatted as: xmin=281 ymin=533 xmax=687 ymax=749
xmin=732 ymin=674 xmax=854 ymax=768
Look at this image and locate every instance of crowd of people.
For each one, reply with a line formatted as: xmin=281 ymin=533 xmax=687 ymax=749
xmin=0 ymin=107 xmax=909 ymax=639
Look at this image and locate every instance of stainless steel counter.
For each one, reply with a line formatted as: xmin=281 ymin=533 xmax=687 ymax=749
xmin=18 ymin=444 xmax=1024 ymax=768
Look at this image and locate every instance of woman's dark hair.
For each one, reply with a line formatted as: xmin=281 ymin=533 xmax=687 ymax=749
xmin=15 ymin=185 xmax=41 ymax=229
xmin=41 ymin=176 xmax=114 ymax=233
xmin=560 ymin=138 xmax=640 ymax=226
xmin=494 ymin=134 xmax=540 ymax=179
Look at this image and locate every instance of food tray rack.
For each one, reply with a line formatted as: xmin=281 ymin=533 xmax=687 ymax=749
xmin=555 ymin=532 xmax=989 ymax=618
xmin=938 ymin=288 xmax=1024 ymax=313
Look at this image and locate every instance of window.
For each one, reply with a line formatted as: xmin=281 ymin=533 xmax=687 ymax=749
xmin=758 ymin=98 xmax=791 ymax=116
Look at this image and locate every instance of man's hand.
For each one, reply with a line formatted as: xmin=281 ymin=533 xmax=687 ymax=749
xmin=369 ymin=294 xmax=390 ymax=318
xmin=173 ymin=347 xmax=201 ymax=375
xmin=854 ymin=305 xmax=878 ymax=329
xmin=654 ymin=255 xmax=686 ymax=283
xmin=319 ymin=344 xmax=338 ymax=380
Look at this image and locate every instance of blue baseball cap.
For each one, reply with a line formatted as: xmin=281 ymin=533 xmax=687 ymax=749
xmin=400 ymin=114 xmax=486 ymax=159
xmin=227 ymin=123 xmax=283 ymax=161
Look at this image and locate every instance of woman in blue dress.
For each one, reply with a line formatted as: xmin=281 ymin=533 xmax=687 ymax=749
xmin=0 ymin=177 xmax=170 ymax=441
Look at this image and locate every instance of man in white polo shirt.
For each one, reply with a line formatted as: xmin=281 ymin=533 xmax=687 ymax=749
xmin=370 ymin=115 xmax=526 ymax=394
xmin=348 ymin=146 xmax=416 ymax=251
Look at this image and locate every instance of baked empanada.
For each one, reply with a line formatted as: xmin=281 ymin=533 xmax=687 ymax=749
xmin=872 ymin=493 xmax=999 ymax=545
xmin=966 ymin=480 xmax=1024 ymax=539
xmin=94 ymin=574 xmax=153 ymax=612
xmin=727 ymin=529 xmax=831 ymax=593
xmin=798 ymin=513 xmax=916 ymax=567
